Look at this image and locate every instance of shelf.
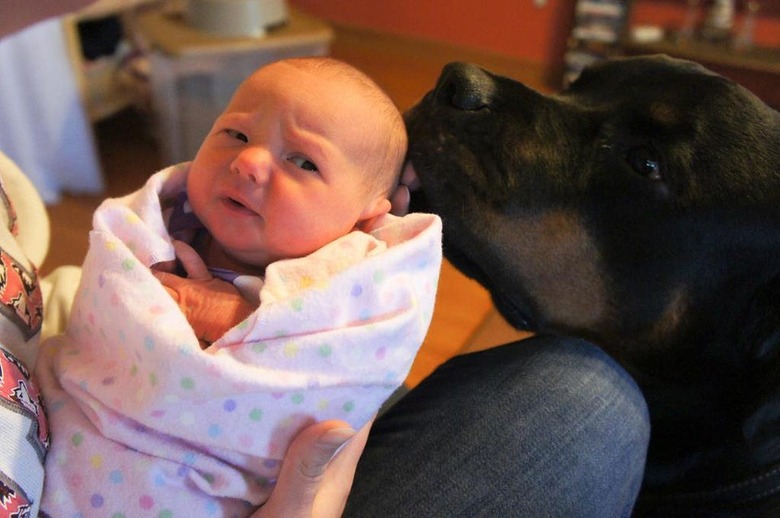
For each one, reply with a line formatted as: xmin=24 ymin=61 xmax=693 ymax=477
xmin=622 ymin=36 xmax=780 ymax=75
xmin=74 ymin=0 xmax=159 ymax=22
xmin=64 ymin=0 xmax=158 ymax=122
xmin=134 ymin=8 xmax=333 ymax=58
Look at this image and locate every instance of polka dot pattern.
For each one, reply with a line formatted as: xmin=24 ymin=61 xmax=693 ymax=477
xmin=37 ymin=166 xmax=442 ymax=515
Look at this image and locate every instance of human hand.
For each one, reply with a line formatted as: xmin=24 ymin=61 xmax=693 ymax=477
xmin=389 ymin=162 xmax=420 ymax=216
xmin=252 ymin=419 xmax=372 ymax=518
xmin=151 ymin=241 xmax=255 ymax=345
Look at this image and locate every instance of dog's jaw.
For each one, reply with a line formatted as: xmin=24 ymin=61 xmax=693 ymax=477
xmin=406 ymin=161 xmax=613 ymax=335
xmin=405 ymin=160 xmax=537 ymax=330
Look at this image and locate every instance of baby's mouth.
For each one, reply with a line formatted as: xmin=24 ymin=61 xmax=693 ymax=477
xmin=228 ymin=197 xmax=245 ymax=208
xmin=223 ymin=196 xmax=259 ymax=216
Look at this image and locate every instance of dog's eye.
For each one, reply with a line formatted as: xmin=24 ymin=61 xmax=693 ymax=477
xmin=626 ymin=146 xmax=662 ymax=181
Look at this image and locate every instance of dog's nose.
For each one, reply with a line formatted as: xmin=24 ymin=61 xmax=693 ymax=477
xmin=434 ymin=62 xmax=495 ymax=110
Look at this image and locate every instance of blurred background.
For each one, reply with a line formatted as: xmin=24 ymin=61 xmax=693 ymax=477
xmin=1 ymin=0 xmax=777 ymax=385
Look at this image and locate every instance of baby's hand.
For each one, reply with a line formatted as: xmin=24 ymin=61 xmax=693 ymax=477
xmin=170 ymin=240 xmax=210 ymax=279
xmin=150 ymin=240 xmax=210 ymax=277
xmin=152 ymin=241 xmax=255 ymax=347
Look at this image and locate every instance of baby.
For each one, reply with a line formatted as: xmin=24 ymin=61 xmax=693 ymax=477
xmin=36 ymin=57 xmax=442 ymax=515
xmin=151 ymin=56 xmax=413 ymax=347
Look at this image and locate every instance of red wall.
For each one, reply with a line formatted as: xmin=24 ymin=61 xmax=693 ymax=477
xmin=288 ymin=0 xmax=576 ymax=66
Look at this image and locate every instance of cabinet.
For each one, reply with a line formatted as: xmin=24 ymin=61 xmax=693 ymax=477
xmin=63 ymin=0 xmax=157 ymax=122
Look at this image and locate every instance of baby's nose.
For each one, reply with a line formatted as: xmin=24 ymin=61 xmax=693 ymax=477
xmin=232 ymin=147 xmax=271 ymax=183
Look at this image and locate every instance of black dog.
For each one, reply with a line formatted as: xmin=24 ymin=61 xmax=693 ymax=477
xmin=404 ymin=55 xmax=780 ymax=515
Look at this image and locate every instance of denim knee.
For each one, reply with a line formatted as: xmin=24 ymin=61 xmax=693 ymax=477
xmin=346 ymin=335 xmax=650 ymax=517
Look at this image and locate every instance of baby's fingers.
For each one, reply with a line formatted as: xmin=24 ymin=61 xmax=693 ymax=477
xmin=172 ymin=240 xmax=210 ymax=279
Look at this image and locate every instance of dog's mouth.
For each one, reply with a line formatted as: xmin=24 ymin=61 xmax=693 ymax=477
xmin=446 ymin=242 xmax=538 ymax=331
xmin=402 ymin=65 xmax=542 ymax=333
xmin=403 ymin=162 xmax=538 ymax=332
xmin=490 ymin=288 xmax=537 ymax=331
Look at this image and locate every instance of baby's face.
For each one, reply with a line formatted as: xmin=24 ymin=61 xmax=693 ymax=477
xmin=187 ymin=61 xmax=390 ymax=271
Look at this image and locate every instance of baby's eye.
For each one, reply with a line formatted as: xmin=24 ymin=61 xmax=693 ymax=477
xmin=225 ymin=129 xmax=249 ymax=143
xmin=288 ymin=155 xmax=318 ymax=172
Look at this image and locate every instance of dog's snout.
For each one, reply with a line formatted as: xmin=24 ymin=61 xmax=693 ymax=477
xmin=434 ymin=62 xmax=495 ymax=111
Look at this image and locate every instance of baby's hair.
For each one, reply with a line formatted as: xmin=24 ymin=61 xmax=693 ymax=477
xmin=282 ymin=57 xmax=407 ymax=198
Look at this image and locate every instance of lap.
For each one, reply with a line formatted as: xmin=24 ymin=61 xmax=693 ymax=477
xmin=345 ymin=335 xmax=650 ymax=517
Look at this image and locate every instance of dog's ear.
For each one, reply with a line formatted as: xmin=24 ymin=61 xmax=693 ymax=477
xmin=741 ymin=275 xmax=780 ymax=447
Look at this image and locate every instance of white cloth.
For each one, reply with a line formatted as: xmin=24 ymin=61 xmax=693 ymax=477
xmin=37 ymin=164 xmax=442 ymax=514
xmin=0 ymin=18 xmax=102 ymax=203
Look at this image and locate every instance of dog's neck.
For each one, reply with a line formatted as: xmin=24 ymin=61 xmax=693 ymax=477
xmin=635 ymin=271 xmax=780 ymax=499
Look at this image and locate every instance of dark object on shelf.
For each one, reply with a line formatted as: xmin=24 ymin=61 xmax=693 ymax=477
xmin=699 ymin=0 xmax=736 ymax=43
xmin=78 ymin=16 xmax=123 ymax=61
xmin=563 ymin=0 xmax=628 ymax=86
xmin=734 ymin=1 xmax=762 ymax=50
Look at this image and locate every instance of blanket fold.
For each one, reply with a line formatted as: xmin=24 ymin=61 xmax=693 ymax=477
xmin=37 ymin=164 xmax=442 ymax=514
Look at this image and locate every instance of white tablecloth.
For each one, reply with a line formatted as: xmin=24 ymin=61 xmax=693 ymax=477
xmin=0 ymin=18 xmax=103 ymax=204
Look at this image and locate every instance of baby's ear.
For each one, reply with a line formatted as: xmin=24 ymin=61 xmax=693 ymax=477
xmin=356 ymin=197 xmax=392 ymax=231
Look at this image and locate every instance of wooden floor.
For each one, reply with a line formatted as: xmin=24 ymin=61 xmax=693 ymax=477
xmin=43 ymin=22 xmax=540 ymax=386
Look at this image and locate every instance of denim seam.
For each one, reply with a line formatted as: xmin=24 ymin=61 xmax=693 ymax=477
xmin=653 ymin=464 xmax=780 ymax=506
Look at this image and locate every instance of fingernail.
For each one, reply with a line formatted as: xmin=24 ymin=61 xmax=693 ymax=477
xmin=320 ymin=427 xmax=356 ymax=448
xmin=320 ymin=427 xmax=356 ymax=461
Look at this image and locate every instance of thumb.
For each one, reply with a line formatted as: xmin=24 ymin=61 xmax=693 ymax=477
xmin=253 ymin=420 xmax=362 ymax=518
xmin=294 ymin=423 xmax=357 ymax=482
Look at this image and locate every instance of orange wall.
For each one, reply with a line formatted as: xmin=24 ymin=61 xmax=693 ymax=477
xmin=288 ymin=0 xmax=576 ymax=66
xmin=289 ymin=0 xmax=779 ymax=66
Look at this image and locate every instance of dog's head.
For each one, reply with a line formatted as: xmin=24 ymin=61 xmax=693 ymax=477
xmin=405 ymin=55 xmax=780 ymax=370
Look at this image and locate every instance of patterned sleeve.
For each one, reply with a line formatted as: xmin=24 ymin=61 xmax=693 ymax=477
xmin=0 ymin=154 xmax=49 ymax=516
xmin=0 ymin=345 xmax=49 ymax=517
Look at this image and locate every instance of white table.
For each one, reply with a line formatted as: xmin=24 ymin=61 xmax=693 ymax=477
xmin=134 ymin=8 xmax=333 ymax=164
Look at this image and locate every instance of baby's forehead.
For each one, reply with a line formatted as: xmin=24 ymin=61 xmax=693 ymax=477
xmin=227 ymin=60 xmax=402 ymax=150
xmin=244 ymin=64 xmax=387 ymax=117
xmin=258 ymin=60 xmax=382 ymax=98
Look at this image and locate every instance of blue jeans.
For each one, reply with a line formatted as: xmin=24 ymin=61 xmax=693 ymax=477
xmin=344 ymin=335 xmax=650 ymax=517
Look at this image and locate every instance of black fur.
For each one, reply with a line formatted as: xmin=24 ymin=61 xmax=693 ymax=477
xmin=405 ymin=55 xmax=780 ymax=515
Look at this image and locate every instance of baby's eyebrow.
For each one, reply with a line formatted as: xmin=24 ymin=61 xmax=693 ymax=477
xmin=283 ymin=123 xmax=330 ymax=161
xmin=216 ymin=110 xmax=255 ymax=127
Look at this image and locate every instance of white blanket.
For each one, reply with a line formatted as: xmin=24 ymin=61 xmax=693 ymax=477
xmin=37 ymin=164 xmax=442 ymax=514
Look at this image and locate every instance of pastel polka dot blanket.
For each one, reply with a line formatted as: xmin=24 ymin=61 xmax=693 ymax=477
xmin=35 ymin=164 xmax=442 ymax=515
